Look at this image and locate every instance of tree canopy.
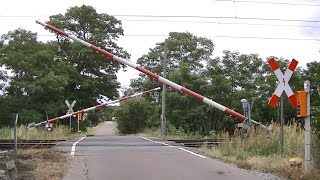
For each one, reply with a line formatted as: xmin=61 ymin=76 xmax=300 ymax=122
xmin=0 ymin=5 xmax=128 ymax=126
xmin=0 ymin=5 xmax=319 ymax=138
xmin=125 ymin=32 xmax=319 ymax=135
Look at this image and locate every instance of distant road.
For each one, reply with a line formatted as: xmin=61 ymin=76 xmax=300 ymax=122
xmin=61 ymin=121 xmax=274 ymax=180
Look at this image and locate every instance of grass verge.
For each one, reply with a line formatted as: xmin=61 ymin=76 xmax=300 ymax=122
xmin=138 ymin=123 xmax=205 ymax=139
xmin=197 ymin=122 xmax=320 ymax=180
xmin=8 ymin=148 xmax=68 ymax=180
xmin=140 ymin=122 xmax=320 ymax=179
xmin=0 ymin=124 xmax=101 ymax=140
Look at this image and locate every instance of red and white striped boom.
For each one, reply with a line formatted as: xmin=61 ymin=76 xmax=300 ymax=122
xmin=29 ymin=87 xmax=160 ymax=128
xmin=36 ymin=20 xmax=246 ymax=122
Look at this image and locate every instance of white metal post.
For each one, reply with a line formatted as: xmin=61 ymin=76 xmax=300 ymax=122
xmin=69 ymin=116 xmax=72 ymax=132
xmin=161 ymin=41 xmax=167 ymax=136
xmin=78 ymin=118 xmax=80 ymax=133
xmin=304 ymin=80 xmax=311 ymax=172
xmin=13 ymin=113 xmax=18 ymax=153
xmin=280 ymin=94 xmax=284 ymax=157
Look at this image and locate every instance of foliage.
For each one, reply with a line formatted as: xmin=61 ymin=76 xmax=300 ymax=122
xmin=87 ymin=111 xmax=100 ymax=125
xmin=0 ymin=5 xmax=128 ymax=128
xmin=128 ymin=31 xmax=310 ymax=136
xmin=69 ymin=117 xmax=88 ymax=133
xmin=0 ymin=5 xmax=319 ymax=144
xmin=130 ymin=32 xmax=217 ymax=134
xmin=304 ymin=61 xmax=320 ymax=137
xmin=0 ymin=29 xmax=67 ymax=125
xmin=47 ymin=5 xmax=130 ymax=107
xmin=199 ymin=123 xmax=320 ymax=179
xmin=221 ymin=122 xmax=304 ymax=157
xmin=114 ymin=98 xmax=158 ymax=134
xmin=313 ymin=135 xmax=320 ymax=169
xmin=92 ymin=106 xmax=116 ymax=122
xmin=0 ymin=125 xmax=81 ymax=140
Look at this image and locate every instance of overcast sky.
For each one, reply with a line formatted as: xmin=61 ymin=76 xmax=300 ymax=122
xmin=1 ymin=0 xmax=319 ymax=93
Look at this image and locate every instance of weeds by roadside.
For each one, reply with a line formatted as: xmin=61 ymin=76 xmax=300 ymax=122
xmin=140 ymin=121 xmax=320 ymax=179
xmin=138 ymin=122 xmax=205 ymax=139
xmin=198 ymin=122 xmax=320 ymax=180
xmin=8 ymin=148 xmax=68 ymax=180
xmin=0 ymin=125 xmax=95 ymax=140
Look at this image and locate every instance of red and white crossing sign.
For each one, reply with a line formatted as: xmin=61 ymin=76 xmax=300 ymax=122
xmin=267 ymin=58 xmax=298 ymax=108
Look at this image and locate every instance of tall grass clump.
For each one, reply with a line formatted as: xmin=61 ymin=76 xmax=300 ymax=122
xmin=218 ymin=121 xmax=304 ymax=158
xmin=140 ymin=122 xmax=203 ymax=139
xmin=199 ymin=121 xmax=320 ymax=179
xmin=0 ymin=125 xmax=79 ymax=140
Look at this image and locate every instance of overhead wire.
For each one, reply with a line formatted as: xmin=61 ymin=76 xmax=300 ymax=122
xmin=118 ymin=19 xmax=320 ymax=29
xmin=112 ymin=14 xmax=320 ymax=23
xmin=215 ymin=0 xmax=320 ymax=7
xmin=0 ymin=16 xmax=319 ymax=29
xmin=0 ymin=14 xmax=319 ymax=23
xmin=1 ymin=9 xmax=319 ymax=42
xmin=36 ymin=34 xmax=320 ymax=41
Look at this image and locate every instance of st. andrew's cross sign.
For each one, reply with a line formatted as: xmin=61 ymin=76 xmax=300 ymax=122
xmin=267 ymin=58 xmax=298 ymax=108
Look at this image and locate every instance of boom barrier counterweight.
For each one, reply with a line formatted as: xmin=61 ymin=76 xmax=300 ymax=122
xmin=28 ymin=87 xmax=160 ymax=129
xmin=36 ymin=20 xmax=246 ymax=122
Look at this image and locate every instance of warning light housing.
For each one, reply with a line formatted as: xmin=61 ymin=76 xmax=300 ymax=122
xmin=295 ymin=91 xmax=307 ymax=118
xmin=77 ymin=112 xmax=83 ymax=121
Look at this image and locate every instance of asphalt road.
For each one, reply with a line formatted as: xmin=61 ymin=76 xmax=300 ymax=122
xmin=59 ymin=122 xmax=275 ymax=180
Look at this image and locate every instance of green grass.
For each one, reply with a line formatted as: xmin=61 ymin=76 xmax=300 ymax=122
xmin=139 ymin=123 xmax=205 ymax=140
xmin=216 ymin=122 xmax=304 ymax=158
xmin=198 ymin=122 xmax=320 ymax=179
xmin=140 ymin=122 xmax=320 ymax=179
xmin=0 ymin=125 xmax=86 ymax=140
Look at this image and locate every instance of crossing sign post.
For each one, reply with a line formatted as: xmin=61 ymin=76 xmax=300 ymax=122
xmin=267 ymin=58 xmax=298 ymax=108
xmin=267 ymin=57 xmax=298 ymax=156
xmin=65 ymin=100 xmax=76 ymax=132
xmin=65 ymin=100 xmax=76 ymax=114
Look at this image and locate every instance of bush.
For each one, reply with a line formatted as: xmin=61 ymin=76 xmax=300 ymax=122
xmin=114 ymin=98 xmax=157 ymax=134
xmin=87 ymin=112 xmax=100 ymax=125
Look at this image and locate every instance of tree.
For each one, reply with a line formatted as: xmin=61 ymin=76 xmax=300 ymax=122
xmin=0 ymin=29 xmax=69 ymax=125
xmin=303 ymin=61 xmax=320 ymax=137
xmin=0 ymin=68 xmax=7 ymax=92
xmin=47 ymin=5 xmax=130 ymax=108
xmin=130 ymin=32 xmax=215 ymax=134
xmin=0 ymin=36 xmax=8 ymax=92
xmin=0 ymin=6 xmax=129 ymax=127
xmin=129 ymin=44 xmax=306 ymax=135
xmin=206 ymin=53 xmax=303 ymax=128
xmin=205 ymin=51 xmax=268 ymax=131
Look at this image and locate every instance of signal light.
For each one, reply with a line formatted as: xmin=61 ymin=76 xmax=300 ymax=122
xmin=295 ymin=91 xmax=307 ymax=118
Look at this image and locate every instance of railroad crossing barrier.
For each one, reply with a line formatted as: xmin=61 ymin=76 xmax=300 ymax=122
xmin=36 ymin=20 xmax=251 ymax=123
xmin=28 ymin=87 xmax=160 ymax=129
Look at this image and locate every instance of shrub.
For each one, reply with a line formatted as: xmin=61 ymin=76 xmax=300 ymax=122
xmin=114 ymin=98 xmax=156 ymax=134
